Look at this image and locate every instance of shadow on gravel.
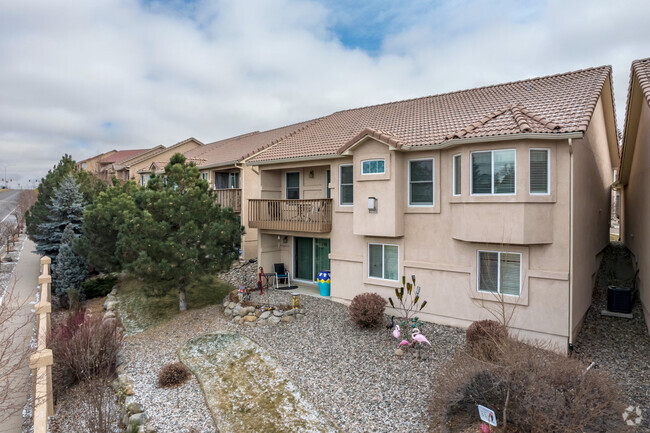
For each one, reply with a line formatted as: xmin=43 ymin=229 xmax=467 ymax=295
xmin=179 ymin=332 xmax=340 ymax=433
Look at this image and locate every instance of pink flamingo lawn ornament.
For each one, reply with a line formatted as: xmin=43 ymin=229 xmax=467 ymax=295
xmin=479 ymin=423 xmax=491 ymax=433
xmin=392 ymin=324 xmax=401 ymax=340
xmin=398 ymin=339 xmax=412 ymax=347
xmin=411 ymin=328 xmax=431 ymax=346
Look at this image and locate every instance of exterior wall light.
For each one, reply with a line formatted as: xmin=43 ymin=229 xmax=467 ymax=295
xmin=368 ymin=197 xmax=378 ymax=213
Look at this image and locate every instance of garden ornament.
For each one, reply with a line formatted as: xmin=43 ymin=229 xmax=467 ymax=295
xmin=386 ymin=315 xmax=395 ymax=330
xmin=480 ymin=423 xmax=491 ymax=433
xmin=392 ymin=324 xmax=401 ymax=340
xmin=411 ymin=328 xmax=431 ymax=346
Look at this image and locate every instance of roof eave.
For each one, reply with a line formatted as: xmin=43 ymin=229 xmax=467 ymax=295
xmin=401 ymin=132 xmax=584 ymax=151
xmin=198 ymin=160 xmax=240 ymax=170
xmin=246 ymin=154 xmax=346 ymax=166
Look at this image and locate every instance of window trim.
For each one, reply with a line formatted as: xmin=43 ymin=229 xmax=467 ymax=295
xmin=452 ymin=154 xmax=461 ymax=196
xmin=529 ymin=148 xmax=550 ymax=195
xmin=408 ymin=157 xmax=435 ymax=207
xmin=361 ymin=159 xmax=385 ymax=175
xmin=286 ymin=172 xmax=300 ymax=200
xmin=476 ymin=250 xmax=522 ymax=296
xmin=470 ymin=149 xmax=517 ymax=196
xmin=368 ymin=243 xmax=399 ymax=281
xmin=339 ymin=164 xmax=353 ymax=206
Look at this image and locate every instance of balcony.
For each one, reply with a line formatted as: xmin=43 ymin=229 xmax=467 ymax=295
xmin=248 ymin=199 xmax=333 ymax=233
xmin=214 ymin=188 xmax=242 ymax=213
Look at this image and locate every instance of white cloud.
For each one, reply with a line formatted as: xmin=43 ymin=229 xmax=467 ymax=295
xmin=0 ymin=0 xmax=648 ymax=186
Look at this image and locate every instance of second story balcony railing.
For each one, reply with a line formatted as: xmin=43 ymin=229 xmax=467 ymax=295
xmin=248 ymin=199 xmax=333 ymax=233
xmin=214 ymin=188 xmax=242 ymax=213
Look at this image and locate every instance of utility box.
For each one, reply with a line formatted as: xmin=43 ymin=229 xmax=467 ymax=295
xmin=607 ymin=285 xmax=633 ymax=314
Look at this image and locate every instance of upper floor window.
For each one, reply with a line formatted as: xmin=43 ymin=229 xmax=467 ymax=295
xmin=362 ymin=159 xmax=385 ymax=174
xmin=339 ymin=164 xmax=353 ymax=206
xmin=453 ymin=154 xmax=461 ymax=196
xmin=286 ymin=172 xmax=300 ymax=199
xmin=529 ymin=149 xmax=549 ymax=194
xmin=478 ymin=250 xmax=521 ymax=296
xmin=140 ymin=175 xmax=146 ymax=186
xmin=471 ymin=150 xmax=515 ymax=195
xmin=326 ymin=169 xmax=331 ymax=199
xmin=409 ymin=158 xmax=434 ymax=206
xmin=368 ymin=243 xmax=399 ymax=281
xmin=201 ymin=172 xmax=208 ymax=181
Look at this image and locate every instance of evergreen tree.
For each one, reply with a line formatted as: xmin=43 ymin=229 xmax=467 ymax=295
xmin=34 ymin=174 xmax=86 ymax=259
xmin=26 ymin=154 xmax=105 ymax=245
xmin=118 ymin=153 xmax=243 ymax=311
xmin=75 ymin=179 xmax=139 ymax=272
xmin=54 ymin=224 xmax=88 ymax=298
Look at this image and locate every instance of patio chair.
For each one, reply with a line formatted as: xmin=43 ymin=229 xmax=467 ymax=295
xmin=273 ymin=263 xmax=291 ymax=289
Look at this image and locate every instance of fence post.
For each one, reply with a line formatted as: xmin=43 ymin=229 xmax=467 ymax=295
xmin=32 ymin=256 xmax=53 ymax=433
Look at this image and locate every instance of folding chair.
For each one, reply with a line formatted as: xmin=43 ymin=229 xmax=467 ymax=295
xmin=273 ymin=263 xmax=291 ymax=289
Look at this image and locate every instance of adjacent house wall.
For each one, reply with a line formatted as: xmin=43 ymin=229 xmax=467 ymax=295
xmin=571 ymin=96 xmax=615 ymax=339
xmin=130 ymin=141 xmax=202 ymax=182
xmin=623 ymin=100 xmax=650 ymax=332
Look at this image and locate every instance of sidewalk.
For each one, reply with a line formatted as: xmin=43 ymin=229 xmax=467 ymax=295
xmin=0 ymin=237 xmax=41 ymax=433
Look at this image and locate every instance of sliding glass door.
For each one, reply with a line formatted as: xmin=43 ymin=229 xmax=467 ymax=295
xmin=294 ymin=237 xmax=330 ymax=281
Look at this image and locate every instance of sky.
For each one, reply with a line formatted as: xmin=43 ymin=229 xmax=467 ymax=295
xmin=1 ymin=0 xmax=649 ymax=187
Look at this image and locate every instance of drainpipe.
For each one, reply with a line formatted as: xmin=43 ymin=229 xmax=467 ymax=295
xmin=568 ymin=138 xmax=574 ymax=353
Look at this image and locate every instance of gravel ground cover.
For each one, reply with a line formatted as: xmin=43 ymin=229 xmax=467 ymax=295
xmin=120 ymin=289 xmax=465 ymax=433
xmin=573 ymin=288 xmax=649 ymax=431
xmin=0 ymin=235 xmax=26 ymax=296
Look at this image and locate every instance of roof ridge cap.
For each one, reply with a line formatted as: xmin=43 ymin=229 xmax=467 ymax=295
xmin=242 ymin=117 xmax=326 ymax=161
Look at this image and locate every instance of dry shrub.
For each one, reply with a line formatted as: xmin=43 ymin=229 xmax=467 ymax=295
xmin=349 ymin=292 xmax=386 ymax=328
xmin=158 ymin=362 xmax=191 ymax=387
xmin=430 ymin=341 xmax=625 ymax=433
xmin=50 ymin=309 xmax=124 ymax=391
xmin=465 ymin=319 xmax=507 ymax=361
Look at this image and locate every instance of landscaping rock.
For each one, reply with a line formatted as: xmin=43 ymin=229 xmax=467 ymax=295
xmin=129 ymin=412 xmax=146 ymax=425
xmin=224 ymin=308 xmax=233 ymax=318
xmin=103 ymin=311 xmax=117 ymax=320
xmin=232 ymin=315 xmax=241 ymax=323
xmin=269 ymin=316 xmax=281 ymax=325
xmin=228 ymin=302 xmax=236 ymax=310
xmin=284 ymin=309 xmax=296 ymax=316
xmin=259 ymin=311 xmax=271 ymax=320
xmin=243 ymin=321 xmax=256 ymax=327
xmin=244 ymin=315 xmax=257 ymax=322
xmin=257 ymin=319 xmax=268 ymax=326
xmin=104 ymin=299 xmax=118 ymax=311
xmin=273 ymin=309 xmax=283 ymax=317
xmin=127 ymin=402 xmax=144 ymax=415
xmin=281 ymin=315 xmax=294 ymax=323
xmin=296 ymin=313 xmax=305 ymax=319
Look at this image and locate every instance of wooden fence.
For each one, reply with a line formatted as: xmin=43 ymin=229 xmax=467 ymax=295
xmin=31 ymin=256 xmax=53 ymax=433
xmin=248 ymin=199 xmax=333 ymax=233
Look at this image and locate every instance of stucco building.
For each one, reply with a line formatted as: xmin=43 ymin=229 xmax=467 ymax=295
xmin=244 ymin=66 xmax=619 ymax=352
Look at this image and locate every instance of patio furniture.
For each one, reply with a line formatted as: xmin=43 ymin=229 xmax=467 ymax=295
xmin=274 ymin=263 xmax=291 ymax=289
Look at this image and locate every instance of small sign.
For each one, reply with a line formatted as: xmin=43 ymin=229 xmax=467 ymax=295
xmin=478 ymin=405 xmax=497 ymax=426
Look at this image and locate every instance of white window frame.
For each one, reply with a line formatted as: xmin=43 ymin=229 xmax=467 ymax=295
xmin=470 ymin=149 xmax=517 ymax=196
xmin=140 ymin=175 xmax=146 ymax=186
xmin=476 ymin=250 xmax=522 ymax=296
xmin=339 ymin=164 xmax=353 ymax=206
xmin=452 ymin=154 xmax=461 ymax=196
xmin=529 ymin=148 xmax=550 ymax=195
xmin=361 ymin=159 xmax=385 ymax=175
xmin=368 ymin=243 xmax=399 ymax=281
xmin=408 ymin=157 xmax=435 ymax=207
xmin=201 ymin=172 xmax=208 ymax=181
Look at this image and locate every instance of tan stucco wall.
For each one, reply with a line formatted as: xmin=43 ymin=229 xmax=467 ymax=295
xmin=79 ymin=151 xmax=117 ymax=174
xmin=241 ymin=164 xmax=258 ymax=261
xmin=623 ymin=99 xmax=650 ymax=332
xmin=571 ymin=96 xmax=615 ymax=339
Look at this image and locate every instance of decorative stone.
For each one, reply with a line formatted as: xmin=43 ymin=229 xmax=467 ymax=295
xmin=296 ymin=314 xmax=305 ymax=319
xmin=281 ymin=315 xmax=294 ymax=323
xmin=232 ymin=315 xmax=241 ymax=323
xmin=284 ymin=309 xmax=296 ymax=316
xmin=238 ymin=318 xmax=245 ymax=325
xmin=259 ymin=311 xmax=271 ymax=320
xmin=224 ymin=309 xmax=233 ymax=317
xmin=129 ymin=412 xmax=146 ymax=425
xmin=127 ymin=402 xmax=144 ymax=415
xmin=257 ymin=319 xmax=268 ymax=326
xmin=244 ymin=321 xmax=256 ymax=326
xmin=273 ymin=309 xmax=283 ymax=317
xmin=104 ymin=300 xmax=118 ymax=311
xmin=233 ymin=306 xmax=243 ymax=316
xmin=394 ymin=348 xmax=404 ymax=356
xmin=244 ymin=315 xmax=257 ymax=322
xmin=116 ymin=365 xmax=126 ymax=375
xmin=228 ymin=302 xmax=237 ymax=309
xmin=269 ymin=316 xmax=281 ymax=325
xmin=103 ymin=311 xmax=117 ymax=320
xmin=110 ymin=288 xmax=117 ymax=296
xmin=145 ymin=425 xmax=157 ymax=433
xmin=124 ymin=384 xmax=135 ymax=396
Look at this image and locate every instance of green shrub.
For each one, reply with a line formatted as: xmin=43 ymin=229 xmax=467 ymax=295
xmin=82 ymin=276 xmax=118 ymax=299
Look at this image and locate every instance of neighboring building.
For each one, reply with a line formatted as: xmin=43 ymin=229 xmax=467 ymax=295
xmin=94 ymin=148 xmax=161 ymax=182
xmin=181 ymin=121 xmax=315 ymax=260
xmin=245 ymin=66 xmax=619 ymax=352
xmin=616 ymin=57 xmax=650 ymax=333
xmin=76 ymin=149 xmax=117 ymax=173
xmin=132 ymin=138 xmax=204 ymax=186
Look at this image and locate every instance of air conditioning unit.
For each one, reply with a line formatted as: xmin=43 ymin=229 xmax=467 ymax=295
xmin=607 ymin=285 xmax=632 ymax=314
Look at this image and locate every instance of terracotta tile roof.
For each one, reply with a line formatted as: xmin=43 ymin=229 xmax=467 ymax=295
xmin=184 ymin=120 xmax=316 ymax=168
xmin=99 ymin=149 xmax=151 ymax=164
xmin=126 ymin=138 xmax=203 ymax=167
xmin=631 ymin=58 xmax=650 ymax=108
xmin=137 ymin=157 xmax=206 ymax=174
xmin=78 ymin=150 xmax=117 ymax=164
xmin=248 ymin=66 xmax=613 ymax=163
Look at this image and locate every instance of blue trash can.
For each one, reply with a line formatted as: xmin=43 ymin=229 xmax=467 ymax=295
xmin=317 ymin=270 xmax=331 ymax=296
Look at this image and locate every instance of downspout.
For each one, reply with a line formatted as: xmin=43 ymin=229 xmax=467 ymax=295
xmin=568 ymin=138 xmax=574 ymax=353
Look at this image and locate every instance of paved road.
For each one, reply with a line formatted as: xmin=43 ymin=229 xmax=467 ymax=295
xmin=0 ymin=237 xmax=40 ymax=433
xmin=0 ymin=190 xmax=21 ymax=224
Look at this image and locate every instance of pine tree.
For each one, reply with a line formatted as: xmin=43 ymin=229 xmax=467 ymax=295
xmin=118 ymin=153 xmax=243 ymax=311
xmin=34 ymin=174 xmax=86 ymax=260
xmin=54 ymin=224 xmax=88 ymax=298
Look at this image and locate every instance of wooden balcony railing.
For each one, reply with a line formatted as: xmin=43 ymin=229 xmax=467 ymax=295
xmin=214 ymin=188 xmax=242 ymax=213
xmin=248 ymin=199 xmax=333 ymax=233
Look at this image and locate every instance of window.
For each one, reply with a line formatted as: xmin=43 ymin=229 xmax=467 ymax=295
xmin=453 ymin=154 xmax=461 ymax=196
xmin=529 ymin=149 xmax=549 ymax=194
xmin=409 ymin=159 xmax=434 ymax=205
xmin=81 ymin=163 xmax=87 ymax=170
xmin=368 ymin=243 xmax=399 ymax=281
xmin=229 ymin=172 xmax=239 ymax=189
xmin=477 ymin=251 xmax=521 ymax=296
xmin=362 ymin=159 xmax=385 ymax=174
xmin=339 ymin=164 xmax=353 ymax=205
xmin=471 ymin=150 xmax=515 ymax=195
xmin=286 ymin=172 xmax=300 ymax=199
xmin=201 ymin=172 xmax=208 ymax=181
xmin=326 ymin=169 xmax=331 ymax=199
xmin=140 ymin=175 xmax=146 ymax=186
